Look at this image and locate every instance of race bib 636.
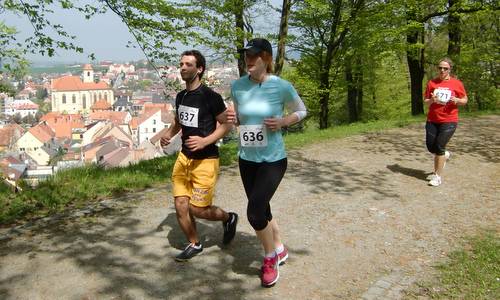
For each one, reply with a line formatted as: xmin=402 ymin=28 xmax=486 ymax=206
xmin=239 ymin=125 xmax=268 ymax=147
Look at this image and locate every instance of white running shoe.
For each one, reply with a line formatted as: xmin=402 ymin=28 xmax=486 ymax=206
xmin=443 ymin=150 xmax=451 ymax=169
xmin=428 ymin=174 xmax=442 ymax=187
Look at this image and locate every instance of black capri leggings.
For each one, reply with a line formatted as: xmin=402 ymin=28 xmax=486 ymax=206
xmin=425 ymin=122 xmax=457 ymax=155
xmin=238 ymin=157 xmax=287 ymax=231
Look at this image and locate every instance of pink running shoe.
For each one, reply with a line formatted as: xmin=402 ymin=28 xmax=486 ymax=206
xmin=277 ymin=247 xmax=288 ymax=265
xmin=261 ymin=255 xmax=279 ymax=287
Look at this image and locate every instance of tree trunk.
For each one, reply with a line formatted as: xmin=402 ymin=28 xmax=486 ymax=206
xmin=346 ymin=59 xmax=358 ymax=122
xmin=275 ymin=0 xmax=292 ymax=76
xmin=319 ymin=67 xmax=330 ymax=129
xmin=318 ymin=1 xmax=346 ymax=129
xmin=346 ymin=57 xmax=364 ymax=122
xmin=234 ymin=4 xmax=246 ymax=77
xmin=447 ymin=0 xmax=461 ymax=73
xmin=406 ymin=19 xmax=425 ymax=116
xmin=407 ymin=53 xmax=425 ymax=115
xmin=475 ymin=92 xmax=482 ymax=110
xmin=355 ymin=57 xmax=363 ymax=117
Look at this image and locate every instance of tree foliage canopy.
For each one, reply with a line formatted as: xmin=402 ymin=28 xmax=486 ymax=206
xmin=1 ymin=0 xmax=498 ymax=127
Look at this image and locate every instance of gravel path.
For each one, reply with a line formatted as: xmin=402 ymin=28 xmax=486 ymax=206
xmin=1 ymin=115 xmax=498 ymax=300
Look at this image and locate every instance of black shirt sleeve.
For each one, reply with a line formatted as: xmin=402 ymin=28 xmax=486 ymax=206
xmin=206 ymin=88 xmax=226 ymax=118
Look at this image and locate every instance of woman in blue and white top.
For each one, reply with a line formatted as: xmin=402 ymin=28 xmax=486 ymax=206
xmin=231 ymin=38 xmax=307 ymax=288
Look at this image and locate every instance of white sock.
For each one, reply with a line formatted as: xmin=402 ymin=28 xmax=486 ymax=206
xmin=265 ymin=251 xmax=276 ymax=258
xmin=275 ymin=244 xmax=284 ymax=254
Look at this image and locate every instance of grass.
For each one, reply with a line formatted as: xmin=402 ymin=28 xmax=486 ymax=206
xmin=409 ymin=230 xmax=499 ymax=299
xmin=0 ymin=156 xmax=176 ymax=225
xmin=284 ymin=115 xmax=425 ymax=148
xmin=0 ymin=112 xmax=496 ymax=225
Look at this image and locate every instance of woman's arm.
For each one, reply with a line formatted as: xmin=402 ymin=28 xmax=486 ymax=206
xmin=452 ymin=95 xmax=468 ymax=106
xmin=264 ymin=97 xmax=307 ymax=131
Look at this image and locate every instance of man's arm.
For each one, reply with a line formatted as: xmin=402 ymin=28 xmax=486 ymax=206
xmin=184 ymin=111 xmax=233 ymax=151
xmin=160 ymin=117 xmax=181 ymax=147
xmin=216 ymin=103 xmax=237 ymax=124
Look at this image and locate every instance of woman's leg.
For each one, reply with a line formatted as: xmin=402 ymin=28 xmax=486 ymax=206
xmin=425 ymin=121 xmax=439 ymax=156
xmin=239 ymin=158 xmax=287 ymax=254
xmin=269 ymin=219 xmax=282 ymax=249
xmin=255 ymin=223 xmax=276 ymax=255
xmin=434 ymin=154 xmax=446 ymax=176
xmin=434 ymin=122 xmax=457 ymax=176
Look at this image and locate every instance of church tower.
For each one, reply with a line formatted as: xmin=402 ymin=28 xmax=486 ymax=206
xmin=82 ymin=64 xmax=94 ymax=83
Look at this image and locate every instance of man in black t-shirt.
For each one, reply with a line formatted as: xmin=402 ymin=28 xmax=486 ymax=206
xmin=160 ymin=50 xmax=238 ymax=261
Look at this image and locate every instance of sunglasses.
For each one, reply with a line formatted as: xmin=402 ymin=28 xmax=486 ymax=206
xmin=438 ymin=67 xmax=450 ymax=71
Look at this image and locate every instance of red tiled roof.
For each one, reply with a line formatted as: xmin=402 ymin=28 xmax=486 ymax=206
xmin=0 ymin=164 xmax=24 ymax=181
xmin=51 ymin=75 xmax=110 ymax=91
xmin=129 ymin=117 xmax=139 ymax=130
xmin=40 ymin=112 xmax=60 ymax=121
xmin=41 ymin=113 xmax=85 ymax=139
xmin=102 ymin=147 xmax=130 ymax=167
xmin=63 ymin=151 xmax=81 ymax=161
xmin=0 ymin=124 xmax=25 ymax=146
xmin=136 ymin=108 xmax=161 ymax=127
xmin=1 ymin=156 xmax=22 ymax=166
xmin=11 ymin=103 xmax=39 ymax=110
xmin=28 ymin=122 xmax=55 ymax=143
xmin=89 ymin=111 xmax=128 ymax=125
xmin=90 ymin=99 xmax=112 ymax=110
xmin=18 ymin=90 xmax=31 ymax=95
xmin=143 ymin=103 xmax=173 ymax=112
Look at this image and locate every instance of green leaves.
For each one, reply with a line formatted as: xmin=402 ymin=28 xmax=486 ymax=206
xmin=2 ymin=0 xmax=105 ymax=63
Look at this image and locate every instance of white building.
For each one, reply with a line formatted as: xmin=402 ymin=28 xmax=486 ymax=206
xmin=131 ymin=108 xmax=174 ymax=144
xmin=4 ymin=99 xmax=39 ymax=117
xmin=108 ymin=63 xmax=135 ymax=75
xmin=50 ymin=64 xmax=114 ymax=114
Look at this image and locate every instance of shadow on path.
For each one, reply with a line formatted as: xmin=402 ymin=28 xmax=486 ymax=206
xmin=386 ymin=164 xmax=430 ymax=181
xmin=286 ymin=151 xmax=400 ymax=201
xmin=0 ymin=206 xmax=268 ymax=299
xmin=0 ymin=116 xmax=497 ymax=299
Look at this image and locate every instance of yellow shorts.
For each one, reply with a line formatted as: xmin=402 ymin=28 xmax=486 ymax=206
xmin=171 ymin=152 xmax=219 ymax=207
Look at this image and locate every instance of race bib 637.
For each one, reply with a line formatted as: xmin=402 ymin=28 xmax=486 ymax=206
xmin=178 ymin=105 xmax=199 ymax=127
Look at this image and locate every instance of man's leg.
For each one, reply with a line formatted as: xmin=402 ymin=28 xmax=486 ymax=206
xmin=190 ymin=205 xmax=228 ymax=222
xmin=174 ymin=196 xmax=204 ymax=262
xmin=175 ymin=196 xmax=199 ymax=244
xmin=188 ymin=157 xmax=239 ymax=245
xmin=190 ymin=205 xmax=238 ymax=245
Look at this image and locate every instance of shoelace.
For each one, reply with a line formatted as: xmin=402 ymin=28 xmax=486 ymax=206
xmin=224 ymin=215 xmax=233 ymax=231
xmin=262 ymin=257 xmax=276 ymax=271
xmin=186 ymin=243 xmax=201 ymax=250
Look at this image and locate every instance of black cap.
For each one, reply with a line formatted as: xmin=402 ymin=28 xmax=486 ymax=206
xmin=238 ymin=38 xmax=272 ymax=56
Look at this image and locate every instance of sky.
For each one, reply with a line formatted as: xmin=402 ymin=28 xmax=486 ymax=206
xmin=3 ymin=1 xmax=282 ymax=66
xmin=4 ymin=7 xmax=158 ymax=65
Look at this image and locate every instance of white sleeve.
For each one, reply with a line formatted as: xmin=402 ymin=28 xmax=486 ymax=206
xmin=285 ymin=96 xmax=307 ymax=121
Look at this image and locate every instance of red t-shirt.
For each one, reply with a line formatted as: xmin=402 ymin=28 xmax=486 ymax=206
xmin=424 ymin=77 xmax=467 ymax=123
